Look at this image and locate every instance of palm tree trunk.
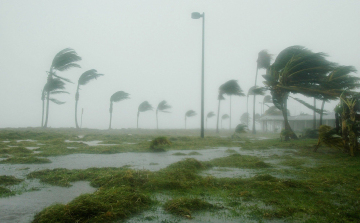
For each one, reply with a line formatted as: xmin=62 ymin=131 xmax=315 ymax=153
xmin=229 ymin=96 xmax=232 ymax=130
xmin=319 ymin=99 xmax=325 ymax=126
xmin=156 ymin=109 xmax=158 ymax=130
xmin=313 ymin=98 xmax=316 ymax=129
xmin=75 ymin=86 xmax=80 ymax=129
xmin=282 ymin=97 xmax=298 ymax=140
xmin=252 ymin=65 xmax=259 ymax=134
xmin=216 ymin=99 xmax=221 ymax=133
xmin=43 ymin=89 xmax=50 ymax=128
xmin=109 ymin=102 xmax=113 ymax=129
xmin=137 ymin=111 xmax=140 ymax=129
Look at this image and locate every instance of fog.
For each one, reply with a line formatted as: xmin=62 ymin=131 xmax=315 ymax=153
xmin=1 ymin=0 xmax=359 ymax=130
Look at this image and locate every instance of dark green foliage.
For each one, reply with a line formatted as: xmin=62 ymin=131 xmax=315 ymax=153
xmin=149 ymin=136 xmax=171 ymax=151
xmin=303 ymin=128 xmax=319 ymax=139
xmin=78 ymin=69 xmax=104 ymax=86
xmin=157 ymin=100 xmax=171 ymax=113
xmin=206 ymin=111 xmax=215 ymax=118
xmin=0 ymin=147 xmax=32 ymax=154
xmin=32 ymin=187 xmax=152 ymax=223
xmin=51 ymin=48 xmax=81 ymax=73
xmin=205 ymin=154 xmax=271 ymax=169
xmin=234 ymin=124 xmax=247 ymax=133
xmin=138 ymin=101 xmax=153 ymax=112
xmin=0 ymin=186 xmax=14 ymax=197
xmin=0 ymin=175 xmax=24 ymax=186
xmin=219 ymin=80 xmax=245 ymax=97
xmin=164 ymin=197 xmax=216 ymax=217
xmin=221 ymin=114 xmax=229 ymax=120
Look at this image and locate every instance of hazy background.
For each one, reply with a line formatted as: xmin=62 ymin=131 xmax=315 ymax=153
xmin=1 ymin=0 xmax=359 ymax=130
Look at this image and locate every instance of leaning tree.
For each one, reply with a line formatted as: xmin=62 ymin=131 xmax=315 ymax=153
xmin=247 ymin=86 xmax=265 ymax=131
xmin=42 ymin=48 xmax=81 ymax=128
xmin=75 ymin=69 xmax=104 ymax=129
xmin=109 ymin=91 xmax=130 ymax=129
xmin=206 ymin=111 xmax=215 ymax=129
xmin=156 ymin=100 xmax=171 ymax=129
xmin=185 ymin=110 xmax=197 ymax=129
xmin=263 ymin=46 xmax=336 ymax=140
xmin=137 ymin=101 xmax=153 ymax=129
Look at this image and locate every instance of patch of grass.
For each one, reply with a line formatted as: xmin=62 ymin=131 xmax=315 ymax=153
xmin=0 ymin=186 xmax=14 ymax=197
xmin=32 ymin=187 xmax=152 ymax=223
xmin=188 ymin=151 xmax=201 ymax=155
xmin=0 ymin=156 xmax=51 ymax=164
xmin=225 ymin=149 xmax=238 ymax=154
xmin=150 ymin=136 xmax=171 ymax=152
xmin=164 ymin=197 xmax=217 ymax=218
xmin=172 ymin=152 xmax=186 ymax=156
xmin=279 ymin=158 xmax=306 ymax=167
xmin=205 ymin=154 xmax=271 ymax=169
xmin=0 ymin=147 xmax=33 ymax=154
xmin=0 ymin=175 xmax=24 ymax=186
xmin=149 ymin=162 xmax=159 ymax=165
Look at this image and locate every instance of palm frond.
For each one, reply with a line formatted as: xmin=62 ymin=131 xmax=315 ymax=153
xmin=110 ymin=91 xmax=130 ymax=102
xmin=50 ymin=98 xmax=66 ymax=105
xmin=51 ymin=48 xmax=82 ymax=72
xmin=185 ymin=110 xmax=197 ymax=117
xmin=78 ymin=69 xmax=104 ymax=86
xmin=53 ymin=74 xmax=74 ymax=83
xmin=290 ymin=96 xmax=325 ymax=114
xmin=257 ymin=50 xmax=272 ymax=69
xmin=218 ymin=93 xmax=225 ymax=100
xmin=247 ymin=86 xmax=266 ymax=96
xmin=235 ymin=124 xmax=248 ymax=133
xmin=207 ymin=111 xmax=215 ymax=118
xmin=44 ymin=78 xmax=66 ymax=92
xmin=221 ymin=114 xmax=230 ymax=120
xmin=157 ymin=100 xmax=171 ymax=112
xmin=138 ymin=101 xmax=153 ymax=112
xmin=219 ymin=80 xmax=245 ymax=96
xmin=51 ymin=90 xmax=69 ymax=95
xmin=263 ymin=95 xmax=272 ymax=103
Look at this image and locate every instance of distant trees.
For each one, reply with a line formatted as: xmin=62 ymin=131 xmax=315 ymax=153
xmin=206 ymin=111 xmax=215 ymax=129
xmin=75 ymin=69 xmax=104 ymax=129
xmin=109 ymin=91 xmax=130 ymax=129
xmin=137 ymin=101 xmax=153 ymax=129
xmin=185 ymin=110 xmax=196 ymax=129
xmin=221 ymin=114 xmax=229 ymax=129
xmin=156 ymin=100 xmax=171 ymax=129
xmin=42 ymin=48 xmax=81 ymax=128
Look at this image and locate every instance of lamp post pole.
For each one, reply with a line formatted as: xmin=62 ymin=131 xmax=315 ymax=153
xmin=192 ymin=12 xmax=205 ymax=138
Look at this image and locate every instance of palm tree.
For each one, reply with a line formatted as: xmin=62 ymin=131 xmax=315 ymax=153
xmin=221 ymin=114 xmax=229 ymax=129
xmin=41 ymin=78 xmax=69 ymax=127
xmin=185 ymin=110 xmax=197 ymax=129
xmin=156 ymin=100 xmax=171 ymax=129
xmin=206 ymin=111 xmax=215 ymax=129
xmin=43 ymin=48 xmax=81 ymax=128
xmin=218 ymin=80 xmax=245 ymax=130
xmin=247 ymin=86 xmax=265 ymax=132
xmin=109 ymin=91 xmax=130 ymax=129
xmin=216 ymin=93 xmax=225 ymax=133
xmin=75 ymin=69 xmax=104 ymax=129
xmin=263 ymin=46 xmax=336 ymax=140
xmin=318 ymin=66 xmax=359 ymax=125
xmin=240 ymin=112 xmax=250 ymax=125
xmin=137 ymin=101 xmax=153 ymax=129
xmin=252 ymin=50 xmax=272 ymax=134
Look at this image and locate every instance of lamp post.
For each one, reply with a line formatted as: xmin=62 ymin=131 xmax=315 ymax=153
xmin=191 ymin=12 xmax=205 ymax=138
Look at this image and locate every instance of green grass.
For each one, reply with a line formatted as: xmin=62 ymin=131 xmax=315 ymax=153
xmin=0 ymin=156 xmax=51 ymax=164
xmin=0 ymin=175 xmax=24 ymax=186
xmin=164 ymin=197 xmax=218 ymax=217
xmin=205 ymin=154 xmax=271 ymax=169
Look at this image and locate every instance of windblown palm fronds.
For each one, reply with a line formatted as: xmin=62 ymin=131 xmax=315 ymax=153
xmin=235 ymin=124 xmax=248 ymax=134
xmin=221 ymin=114 xmax=229 ymax=120
xmin=263 ymin=95 xmax=272 ymax=104
xmin=109 ymin=91 xmax=130 ymax=129
xmin=257 ymin=50 xmax=272 ymax=70
xmin=185 ymin=110 xmax=197 ymax=129
xmin=207 ymin=112 xmax=215 ymax=119
xmin=137 ymin=101 xmax=153 ymax=129
xmin=219 ymin=80 xmax=245 ymax=96
xmin=156 ymin=100 xmax=171 ymax=129
xmin=314 ymin=125 xmax=343 ymax=152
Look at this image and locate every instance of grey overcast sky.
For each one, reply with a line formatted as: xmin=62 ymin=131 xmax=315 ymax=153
xmin=1 ymin=0 xmax=359 ymax=130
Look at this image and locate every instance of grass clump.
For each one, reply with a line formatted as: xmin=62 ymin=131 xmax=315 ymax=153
xmin=32 ymin=187 xmax=152 ymax=223
xmin=0 ymin=156 xmax=51 ymax=164
xmin=0 ymin=175 xmax=24 ymax=186
xmin=0 ymin=186 xmax=14 ymax=197
xmin=188 ymin=151 xmax=202 ymax=155
xmin=164 ymin=197 xmax=216 ymax=218
xmin=205 ymin=154 xmax=271 ymax=169
xmin=0 ymin=147 xmax=33 ymax=154
xmin=149 ymin=136 xmax=171 ymax=152
xmin=172 ymin=152 xmax=186 ymax=156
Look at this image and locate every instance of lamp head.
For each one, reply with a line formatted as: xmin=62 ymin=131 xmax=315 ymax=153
xmin=191 ymin=12 xmax=203 ymax=19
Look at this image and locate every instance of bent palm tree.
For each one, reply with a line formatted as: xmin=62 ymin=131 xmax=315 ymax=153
xmin=156 ymin=100 xmax=171 ymax=129
xmin=137 ymin=101 xmax=153 ymax=129
xmin=253 ymin=50 xmax=272 ymax=134
xmin=247 ymin=86 xmax=265 ymax=131
xmin=75 ymin=69 xmax=104 ymax=129
xmin=41 ymin=78 xmax=69 ymax=126
xmin=43 ymin=48 xmax=81 ymax=128
xmin=216 ymin=93 xmax=225 ymax=133
xmin=219 ymin=80 xmax=245 ymax=129
xmin=185 ymin=110 xmax=197 ymax=129
xmin=109 ymin=91 xmax=130 ymax=129
xmin=221 ymin=114 xmax=229 ymax=129
xmin=206 ymin=111 xmax=215 ymax=129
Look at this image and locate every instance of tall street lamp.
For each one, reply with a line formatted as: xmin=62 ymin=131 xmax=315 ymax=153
xmin=191 ymin=12 xmax=205 ymax=138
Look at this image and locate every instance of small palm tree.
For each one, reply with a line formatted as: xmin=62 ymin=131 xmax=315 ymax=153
xmin=221 ymin=114 xmax=229 ymax=129
xmin=41 ymin=78 xmax=69 ymax=127
xmin=216 ymin=93 xmax=225 ymax=133
xmin=219 ymin=80 xmax=245 ymax=129
xmin=252 ymin=50 xmax=272 ymax=134
xmin=206 ymin=111 xmax=215 ymax=129
xmin=185 ymin=110 xmax=197 ymax=129
xmin=137 ymin=101 xmax=153 ymax=129
xmin=43 ymin=48 xmax=81 ymax=128
xmin=75 ymin=69 xmax=104 ymax=129
xmin=156 ymin=100 xmax=171 ymax=129
xmin=109 ymin=91 xmax=130 ymax=129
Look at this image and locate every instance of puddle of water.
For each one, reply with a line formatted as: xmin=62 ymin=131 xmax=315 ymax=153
xmin=0 ymin=181 xmax=95 ymax=223
xmin=67 ymin=147 xmax=78 ymax=149
xmin=123 ymin=142 xmax=138 ymax=145
xmin=78 ymin=135 xmax=84 ymax=139
xmin=3 ymin=141 xmax=10 ymax=143
xmin=64 ymin=140 xmax=118 ymax=146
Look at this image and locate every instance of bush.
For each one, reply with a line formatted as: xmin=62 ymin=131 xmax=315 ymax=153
xmin=302 ymin=128 xmax=319 ymax=139
xmin=149 ymin=136 xmax=171 ymax=151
